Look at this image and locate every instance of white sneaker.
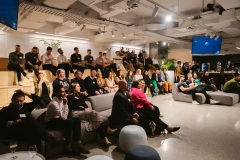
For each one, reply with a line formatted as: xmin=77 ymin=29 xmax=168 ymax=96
xmin=192 ymin=100 xmax=200 ymax=105
xmin=18 ymin=81 xmax=23 ymax=86
xmin=210 ymin=99 xmax=219 ymax=105
xmin=26 ymin=75 xmax=30 ymax=79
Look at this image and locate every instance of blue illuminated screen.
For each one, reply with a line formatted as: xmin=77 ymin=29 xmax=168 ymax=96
xmin=0 ymin=0 xmax=19 ymax=30
xmin=192 ymin=36 xmax=222 ymax=54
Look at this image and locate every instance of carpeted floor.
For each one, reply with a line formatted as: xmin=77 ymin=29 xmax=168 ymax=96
xmin=50 ymin=93 xmax=240 ymax=160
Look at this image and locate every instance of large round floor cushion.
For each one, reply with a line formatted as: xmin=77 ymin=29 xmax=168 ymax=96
xmin=119 ymin=125 xmax=148 ymax=153
xmin=124 ymin=145 xmax=161 ymax=160
xmin=86 ymin=155 xmax=113 ymax=160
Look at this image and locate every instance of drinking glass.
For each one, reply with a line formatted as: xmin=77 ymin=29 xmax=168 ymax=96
xmin=28 ymin=145 xmax=38 ymax=159
xmin=9 ymin=142 xmax=18 ymax=159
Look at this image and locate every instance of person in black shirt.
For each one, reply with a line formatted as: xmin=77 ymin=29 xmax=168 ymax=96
xmin=52 ymin=69 xmax=70 ymax=97
xmin=182 ymin=62 xmax=190 ymax=80
xmin=122 ymin=52 xmax=134 ymax=72
xmin=70 ymin=47 xmax=85 ymax=73
xmin=191 ymin=61 xmax=200 ymax=75
xmin=178 ymin=75 xmax=219 ymax=105
xmin=0 ymin=90 xmax=59 ymax=153
xmin=71 ymin=70 xmax=88 ymax=97
xmin=8 ymin=45 xmax=30 ymax=86
xmin=84 ymin=49 xmax=96 ymax=69
xmin=84 ymin=69 xmax=103 ymax=96
xmin=25 ymin=46 xmax=42 ymax=75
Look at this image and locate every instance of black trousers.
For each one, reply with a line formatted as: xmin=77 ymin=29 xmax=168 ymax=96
xmin=72 ymin=65 xmax=85 ymax=74
xmin=96 ymin=123 xmax=108 ymax=138
xmin=58 ymin=64 xmax=74 ymax=78
xmin=25 ymin=61 xmax=42 ymax=76
xmin=184 ymin=88 xmax=211 ymax=103
xmin=43 ymin=64 xmax=57 ymax=76
xmin=85 ymin=65 xmax=96 ymax=70
xmin=5 ymin=118 xmax=48 ymax=153
xmin=144 ymin=84 xmax=154 ymax=96
xmin=136 ymin=106 xmax=168 ymax=134
xmin=157 ymin=83 xmax=164 ymax=93
xmin=46 ymin=118 xmax=81 ymax=145
xmin=8 ymin=64 xmax=27 ymax=81
xmin=224 ymin=89 xmax=240 ymax=94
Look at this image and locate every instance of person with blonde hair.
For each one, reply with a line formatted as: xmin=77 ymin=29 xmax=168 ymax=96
xmin=105 ymin=71 xmax=118 ymax=93
xmin=134 ymin=69 xmax=143 ymax=81
xmin=34 ymin=72 xmax=51 ymax=108
xmin=67 ymin=83 xmax=117 ymax=146
xmin=96 ymin=72 xmax=109 ymax=94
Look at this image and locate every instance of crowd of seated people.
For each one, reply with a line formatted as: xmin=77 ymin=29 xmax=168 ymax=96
xmin=2 ymin=44 xmax=179 ymax=157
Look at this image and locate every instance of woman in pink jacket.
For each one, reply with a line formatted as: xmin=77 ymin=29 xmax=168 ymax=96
xmin=130 ymin=80 xmax=180 ymax=135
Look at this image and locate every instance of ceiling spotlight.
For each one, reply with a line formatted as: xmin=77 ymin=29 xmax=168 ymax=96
xmin=236 ymin=47 xmax=240 ymax=50
xmin=80 ymin=25 xmax=86 ymax=31
xmin=156 ymin=41 xmax=159 ymax=44
xmin=162 ymin=41 xmax=166 ymax=46
xmin=143 ymin=39 xmax=146 ymax=42
xmin=127 ymin=0 xmax=138 ymax=8
xmin=214 ymin=34 xmax=220 ymax=40
xmin=98 ymin=28 xmax=103 ymax=35
xmin=165 ymin=15 xmax=172 ymax=22
xmin=152 ymin=5 xmax=159 ymax=17
xmin=111 ymin=30 xmax=115 ymax=38
xmin=205 ymin=32 xmax=209 ymax=37
xmin=122 ymin=33 xmax=126 ymax=39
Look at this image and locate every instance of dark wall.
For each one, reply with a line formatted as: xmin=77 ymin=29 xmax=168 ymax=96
xmin=193 ymin=54 xmax=240 ymax=71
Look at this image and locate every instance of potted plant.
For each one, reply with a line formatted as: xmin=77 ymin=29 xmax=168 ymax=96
xmin=162 ymin=58 xmax=177 ymax=83
xmin=162 ymin=58 xmax=176 ymax=70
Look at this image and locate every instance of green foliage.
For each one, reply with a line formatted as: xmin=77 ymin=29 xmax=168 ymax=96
xmin=162 ymin=58 xmax=176 ymax=70
xmin=39 ymin=39 xmax=62 ymax=47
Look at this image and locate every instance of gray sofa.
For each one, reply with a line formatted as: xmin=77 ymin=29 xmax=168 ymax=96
xmin=172 ymin=83 xmax=239 ymax=106
xmin=172 ymin=83 xmax=206 ymax=104
xmin=0 ymin=93 xmax=115 ymax=158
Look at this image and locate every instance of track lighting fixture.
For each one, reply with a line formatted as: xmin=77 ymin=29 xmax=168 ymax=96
xmin=127 ymin=0 xmax=138 ymax=8
xmin=111 ymin=30 xmax=115 ymax=38
xmin=152 ymin=5 xmax=159 ymax=17
xmin=98 ymin=28 xmax=103 ymax=35
xmin=80 ymin=25 xmax=85 ymax=31
xmin=214 ymin=34 xmax=220 ymax=40
xmin=122 ymin=33 xmax=126 ymax=39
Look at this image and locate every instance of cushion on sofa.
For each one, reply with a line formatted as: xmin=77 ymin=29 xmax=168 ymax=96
xmin=87 ymin=93 xmax=115 ymax=112
xmin=207 ymin=91 xmax=239 ymax=106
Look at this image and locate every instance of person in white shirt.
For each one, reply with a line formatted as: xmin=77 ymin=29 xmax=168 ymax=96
xmin=152 ymin=54 xmax=160 ymax=69
xmin=45 ymin=85 xmax=90 ymax=155
xmin=57 ymin=48 xmax=74 ymax=78
xmin=42 ymin=46 xmax=57 ymax=75
xmin=134 ymin=69 xmax=143 ymax=81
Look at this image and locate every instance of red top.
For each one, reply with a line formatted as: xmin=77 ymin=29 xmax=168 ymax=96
xmin=130 ymin=88 xmax=153 ymax=109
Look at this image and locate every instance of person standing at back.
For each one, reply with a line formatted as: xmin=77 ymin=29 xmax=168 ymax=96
xmin=42 ymin=46 xmax=57 ymax=76
xmin=8 ymin=45 xmax=30 ymax=86
xmin=71 ymin=47 xmax=85 ymax=73
xmin=25 ymin=46 xmax=42 ymax=76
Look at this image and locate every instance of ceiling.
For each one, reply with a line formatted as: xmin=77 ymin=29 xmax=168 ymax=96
xmin=1 ymin=0 xmax=240 ymax=53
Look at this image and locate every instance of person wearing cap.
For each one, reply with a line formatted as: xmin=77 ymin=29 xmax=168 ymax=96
xmin=57 ymin=48 xmax=74 ymax=78
xmin=178 ymin=75 xmax=219 ymax=105
xmin=84 ymin=49 xmax=96 ymax=70
xmin=70 ymin=47 xmax=85 ymax=73
xmin=42 ymin=47 xmax=57 ymax=76
xmin=223 ymin=72 xmax=240 ymax=93
xmin=25 ymin=46 xmax=42 ymax=75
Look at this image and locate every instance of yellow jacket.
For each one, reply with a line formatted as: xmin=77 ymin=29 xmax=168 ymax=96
xmin=176 ymin=64 xmax=183 ymax=76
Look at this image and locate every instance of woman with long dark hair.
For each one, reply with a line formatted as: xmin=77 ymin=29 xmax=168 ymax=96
xmin=130 ymin=80 xmax=180 ymax=135
xmin=67 ymin=83 xmax=117 ymax=146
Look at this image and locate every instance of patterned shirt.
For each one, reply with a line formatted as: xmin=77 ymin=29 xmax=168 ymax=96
xmin=8 ymin=52 xmax=24 ymax=65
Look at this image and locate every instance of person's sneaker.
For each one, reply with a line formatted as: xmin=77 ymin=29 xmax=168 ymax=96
xmin=210 ymin=99 xmax=220 ymax=105
xmin=26 ymin=75 xmax=30 ymax=79
xmin=18 ymin=81 xmax=23 ymax=86
xmin=192 ymin=100 xmax=200 ymax=105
